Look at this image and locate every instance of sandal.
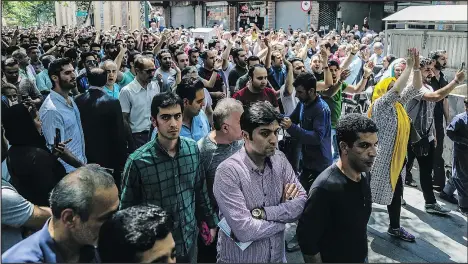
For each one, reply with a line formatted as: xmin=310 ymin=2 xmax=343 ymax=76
xmin=387 ymin=227 xmax=415 ymax=242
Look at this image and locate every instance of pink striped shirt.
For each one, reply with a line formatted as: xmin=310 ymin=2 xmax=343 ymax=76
xmin=213 ymin=147 xmax=307 ymax=263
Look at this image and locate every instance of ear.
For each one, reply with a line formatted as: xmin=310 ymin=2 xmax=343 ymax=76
xmin=150 ymin=116 xmax=158 ymax=128
xmin=339 ymin=141 xmax=348 ymax=155
xmin=241 ymin=130 xmax=249 ymax=141
xmin=60 ymin=208 xmax=78 ymax=229
xmin=183 ymin=98 xmax=190 ymax=107
xmin=52 ymin=75 xmax=59 ymax=82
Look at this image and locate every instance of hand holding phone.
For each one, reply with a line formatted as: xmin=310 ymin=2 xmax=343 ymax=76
xmin=459 ymin=62 xmax=465 ymax=72
xmin=55 ymin=128 xmax=61 ymax=148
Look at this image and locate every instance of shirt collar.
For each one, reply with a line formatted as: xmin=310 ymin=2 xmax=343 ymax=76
xmin=50 ymin=90 xmax=72 ymax=107
xmin=129 ymin=79 xmax=148 ymax=93
xmin=239 ymin=146 xmax=272 ymax=173
xmin=153 ymin=135 xmax=183 ymax=158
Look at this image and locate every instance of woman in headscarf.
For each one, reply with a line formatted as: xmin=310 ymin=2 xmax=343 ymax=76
xmin=373 ymin=54 xmax=396 ymax=85
xmin=368 ymin=48 xmax=422 ymax=242
xmin=3 ymin=103 xmax=69 ymax=206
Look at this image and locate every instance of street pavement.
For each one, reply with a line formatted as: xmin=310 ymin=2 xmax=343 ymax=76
xmin=285 ymin=167 xmax=468 ymax=263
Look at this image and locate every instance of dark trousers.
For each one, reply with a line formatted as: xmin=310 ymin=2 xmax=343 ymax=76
xmin=433 ymin=120 xmax=446 ymax=188
xmin=300 ymin=168 xmax=322 ymax=194
xmin=407 ymin=141 xmax=437 ymax=204
xmin=178 ymin=242 xmax=197 ymax=263
xmin=388 ymin=176 xmax=404 ymax=229
xmin=131 ymin=131 xmax=150 ymax=152
xmin=197 ymin=232 xmax=217 ymax=263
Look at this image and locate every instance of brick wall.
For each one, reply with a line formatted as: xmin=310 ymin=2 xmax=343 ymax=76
xmin=310 ymin=1 xmax=319 ymax=30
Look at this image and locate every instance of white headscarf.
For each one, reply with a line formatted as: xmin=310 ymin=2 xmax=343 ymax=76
xmin=381 ymin=58 xmax=406 ymax=80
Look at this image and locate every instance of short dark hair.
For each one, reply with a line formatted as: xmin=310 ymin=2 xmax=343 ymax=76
xmin=27 ymin=45 xmax=39 ymax=54
xmin=248 ymin=64 xmax=266 ymax=78
xmin=128 ymin=51 xmax=142 ymax=68
xmin=240 ymin=101 xmax=282 ymax=140
xmin=208 ymin=39 xmax=220 ymax=50
xmin=151 ymin=92 xmax=184 ymax=118
xmin=195 ymin=37 xmax=204 ymax=43
xmin=6 ymin=46 xmax=20 ymax=56
xmin=428 ymin=50 xmax=446 ymax=61
xmin=288 ymin=57 xmax=304 ymax=65
xmin=188 ymin=47 xmax=200 ymax=56
xmin=41 ymin=55 xmax=55 ymax=69
xmin=328 ymin=59 xmax=340 ymax=69
xmin=64 ymin=48 xmax=79 ymax=61
xmin=87 ymin=68 xmax=108 ymax=87
xmin=98 ymin=205 xmax=173 ymax=263
xmin=80 ymin=51 xmax=96 ymax=62
xmin=48 ymin=58 xmax=73 ymax=88
xmin=336 ymin=114 xmax=378 ymax=154
xmin=157 ymin=49 xmax=171 ymax=61
xmin=231 ymin=48 xmax=245 ymax=60
xmin=90 ymin=43 xmax=101 ymax=50
xmin=176 ymin=77 xmax=204 ymax=103
xmin=246 ymin=55 xmax=260 ymax=64
xmin=2 ymin=58 xmax=19 ymax=71
xmin=293 ymin=72 xmax=317 ymax=91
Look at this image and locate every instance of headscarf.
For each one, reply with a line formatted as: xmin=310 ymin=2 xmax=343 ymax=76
xmin=380 ymin=58 xmax=406 ymax=81
xmin=2 ymin=104 xmax=48 ymax=152
xmin=368 ymin=76 xmax=410 ymax=191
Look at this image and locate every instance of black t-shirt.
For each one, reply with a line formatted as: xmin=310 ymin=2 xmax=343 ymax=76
xmin=198 ymin=67 xmax=224 ymax=106
xmin=430 ymin=72 xmax=449 ymax=127
xmin=228 ymin=65 xmax=247 ymax=88
xmin=297 ymin=164 xmax=372 ymax=263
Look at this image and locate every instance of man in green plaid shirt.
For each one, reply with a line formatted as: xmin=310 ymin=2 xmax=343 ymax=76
xmin=120 ymin=89 xmax=218 ymax=263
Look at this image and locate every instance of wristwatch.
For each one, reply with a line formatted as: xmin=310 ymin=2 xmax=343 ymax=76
xmin=252 ymin=208 xmax=264 ymax=219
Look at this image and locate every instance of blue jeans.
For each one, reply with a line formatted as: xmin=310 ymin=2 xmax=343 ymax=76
xmin=331 ymin=128 xmax=340 ymax=162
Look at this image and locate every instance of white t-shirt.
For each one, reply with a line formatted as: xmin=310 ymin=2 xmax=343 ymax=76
xmin=280 ymin=84 xmax=299 ymax=116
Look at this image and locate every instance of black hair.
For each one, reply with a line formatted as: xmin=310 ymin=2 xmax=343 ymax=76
xmin=87 ymin=68 xmax=108 ymax=87
xmin=41 ymin=55 xmax=55 ymax=69
xmin=20 ymin=44 xmax=30 ymax=51
xmin=64 ymin=48 xmax=79 ymax=61
xmin=175 ymin=77 xmax=205 ymax=103
xmin=231 ymin=48 xmax=245 ymax=61
xmin=362 ymin=24 xmax=370 ymax=30
xmin=127 ymin=51 xmax=141 ymax=68
xmin=195 ymin=37 xmax=204 ymax=44
xmin=157 ymin=49 xmax=171 ymax=62
xmin=6 ymin=46 xmax=20 ymax=56
xmin=385 ymin=54 xmax=396 ymax=65
xmin=2 ymin=58 xmax=19 ymax=71
xmin=90 ymin=43 xmax=101 ymax=50
xmin=328 ymin=59 xmax=340 ymax=69
xmin=428 ymin=50 xmax=446 ymax=61
xmin=208 ymin=39 xmax=220 ymax=50
xmin=188 ymin=47 xmax=200 ymax=56
xmin=151 ymin=92 xmax=184 ymax=118
xmin=27 ymin=45 xmax=39 ymax=54
xmin=293 ymin=72 xmax=317 ymax=92
xmin=246 ymin=55 xmax=260 ymax=64
xmin=104 ymin=42 xmax=116 ymax=51
xmin=80 ymin=51 xmax=97 ymax=62
xmin=288 ymin=57 xmax=304 ymax=65
xmin=48 ymin=58 xmax=72 ymax=89
xmin=248 ymin=64 xmax=266 ymax=78
xmin=336 ymin=113 xmax=378 ymax=154
xmin=174 ymin=50 xmax=186 ymax=61
xmin=240 ymin=101 xmax=282 ymax=140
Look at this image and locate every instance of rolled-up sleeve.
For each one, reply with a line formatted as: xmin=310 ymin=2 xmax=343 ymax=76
xmin=214 ymin=166 xmax=285 ymax=243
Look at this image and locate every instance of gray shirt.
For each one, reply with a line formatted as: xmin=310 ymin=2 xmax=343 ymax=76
xmin=198 ymin=135 xmax=243 ymax=213
xmin=1 ymin=180 xmax=34 ymax=253
xmin=405 ymin=84 xmax=436 ymax=142
xmin=155 ymin=68 xmax=176 ymax=93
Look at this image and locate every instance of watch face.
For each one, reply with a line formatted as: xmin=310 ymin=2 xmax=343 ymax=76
xmin=252 ymin=209 xmax=261 ymax=218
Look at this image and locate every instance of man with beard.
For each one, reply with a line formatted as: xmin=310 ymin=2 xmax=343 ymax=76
xmin=405 ymin=57 xmax=465 ymax=215
xmin=120 ymin=92 xmax=218 ymax=263
xmin=197 ymin=98 xmax=244 ymax=262
xmin=27 ymin=46 xmax=43 ymax=74
xmin=75 ymin=68 xmax=127 ymax=190
xmin=281 ymin=72 xmax=332 ymax=192
xmin=39 ymin=58 xmax=86 ymax=173
xmin=119 ymin=57 xmax=160 ymax=151
xmin=213 ymin=101 xmax=307 ymax=263
xmin=76 ymin=52 xmax=99 ymax=93
xmin=2 ymin=165 xmax=120 ymax=263
xmin=234 ymin=56 xmax=261 ymax=93
xmin=188 ymin=47 xmax=201 ymax=68
xmin=12 ymin=49 xmax=37 ymax=85
xmin=126 ymin=36 xmax=138 ymax=52
xmin=1 ymin=58 xmax=42 ymax=107
xmin=428 ymin=50 xmax=451 ymax=193
xmin=150 ymin=78 xmax=210 ymax=142
xmin=233 ymin=64 xmax=279 ymax=112
xmin=155 ymin=49 xmax=180 ymax=93
xmin=228 ymin=48 xmax=248 ymax=95
xmin=297 ymin=114 xmax=377 ymax=263
xmin=198 ymin=50 xmax=226 ymax=108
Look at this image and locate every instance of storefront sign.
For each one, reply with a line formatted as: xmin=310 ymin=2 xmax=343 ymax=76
xmin=238 ymin=1 xmax=266 ymax=29
xmin=206 ymin=5 xmax=229 ymax=28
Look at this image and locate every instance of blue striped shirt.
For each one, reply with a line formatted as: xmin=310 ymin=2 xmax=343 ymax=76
xmin=39 ymin=90 xmax=87 ymax=173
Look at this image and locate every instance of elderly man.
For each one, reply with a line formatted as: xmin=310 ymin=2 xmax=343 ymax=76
xmin=2 ymin=165 xmax=120 ymax=263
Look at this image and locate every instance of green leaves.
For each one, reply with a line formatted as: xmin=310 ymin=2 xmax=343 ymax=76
xmin=2 ymin=1 xmax=55 ymax=27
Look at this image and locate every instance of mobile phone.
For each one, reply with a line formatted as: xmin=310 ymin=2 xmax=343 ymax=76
xmin=460 ymin=62 xmax=465 ymax=71
xmin=54 ymin=128 xmax=61 ymax=148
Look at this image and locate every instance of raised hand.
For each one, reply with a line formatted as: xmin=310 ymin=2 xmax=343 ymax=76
xmin=351 ymin=43 xmax=360 ymax=54
xmin=340 ymin=69 xmax=351 ymax=81
xmin=363 ymin=61 xmax=374 ymax=77
xmin=405 ymin=48 xmax=415 ymax=68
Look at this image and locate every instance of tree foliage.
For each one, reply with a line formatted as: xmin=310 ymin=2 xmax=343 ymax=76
xmin=2 ymin=1 xmax=56 ymax=27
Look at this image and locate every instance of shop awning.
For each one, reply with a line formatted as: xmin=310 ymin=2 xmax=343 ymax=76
xmin=383 ymin=5 xmax=467 ymax=23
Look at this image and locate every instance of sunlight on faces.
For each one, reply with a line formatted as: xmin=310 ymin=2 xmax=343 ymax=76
xmin=393 ymin=63 xmax=406 ymax=79
xmin=223 ymin=111 xmax=243 ymax=141
xmin=311 ymin=56 xmax=323 ymax=73
xmin=243 ymin=121 xmax=280 ymax=158
xmin=250 ymin=67 xmax=268 ymax=90
xmin=151 ymin=105 xmax=183 ymax=141
xmin=421 ymin=64 xmax=435 ymax=83
xmin=340 ymin=132 xmax=378 ymax=173
xmin=329 ymin=65 xmax=340 ymax=81
xmin=292 ymin=61 xmax=306 ymax=77
xmin=102 ymin=61 xmax=118 ymax=86
xmin=176 ymin=53 xmax=189 ymax=70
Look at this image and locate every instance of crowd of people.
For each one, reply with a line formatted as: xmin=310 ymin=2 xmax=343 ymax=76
xmin=1 ymin=17 xmax=467 ymax=263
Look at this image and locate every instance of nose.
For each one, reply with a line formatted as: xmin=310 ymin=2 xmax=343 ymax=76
xmin=368 ymin=146 xmax=377 ymax=158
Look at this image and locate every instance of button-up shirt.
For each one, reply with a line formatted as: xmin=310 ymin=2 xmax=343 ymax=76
xmin=287 ymin=96 xmax=332 ymax=173
xmin=213 ymin=147 xmax=307 ymax=263
xmin=19 ymin=65 xmax=37 ymax=85
xmin=119 ymin=79 xmax=160 ymax=133
xmin=103 ymin=83 xmax=120 ymax=99
xmin=120 ymin=136 xmax=218 ymax=259
xmin=2 ymin=219 xmax=99 ymax=263
xmin=150 ymin=110 xmax=210 ymax=142
xmin=39 ymin=90 xmax=87 ymax=173
xmin=36 ymin=69 xmax=52 ymax=92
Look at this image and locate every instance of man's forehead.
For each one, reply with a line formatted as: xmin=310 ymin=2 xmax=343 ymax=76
xmin=159 ymin=105 xmax=182 ymax=115
xmin=255 ymin=121 xmax=280 ymax=132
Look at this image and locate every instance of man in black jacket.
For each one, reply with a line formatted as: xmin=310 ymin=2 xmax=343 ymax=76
xmin=75 ymin=68 xmax=127 ymax=189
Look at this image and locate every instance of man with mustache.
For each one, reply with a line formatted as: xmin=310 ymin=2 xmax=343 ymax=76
xmin=405 ymin=56 xmax=465 ymax=215
xmin=120 ymin=92 xmax=218 ymax=263
xmin=297 ymin=114 xmax=377 ymax=263
xmin=155 ymin=49 xmax=180 ymax=93
xmin=39 ymin=58 xmax=86 ymax=173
